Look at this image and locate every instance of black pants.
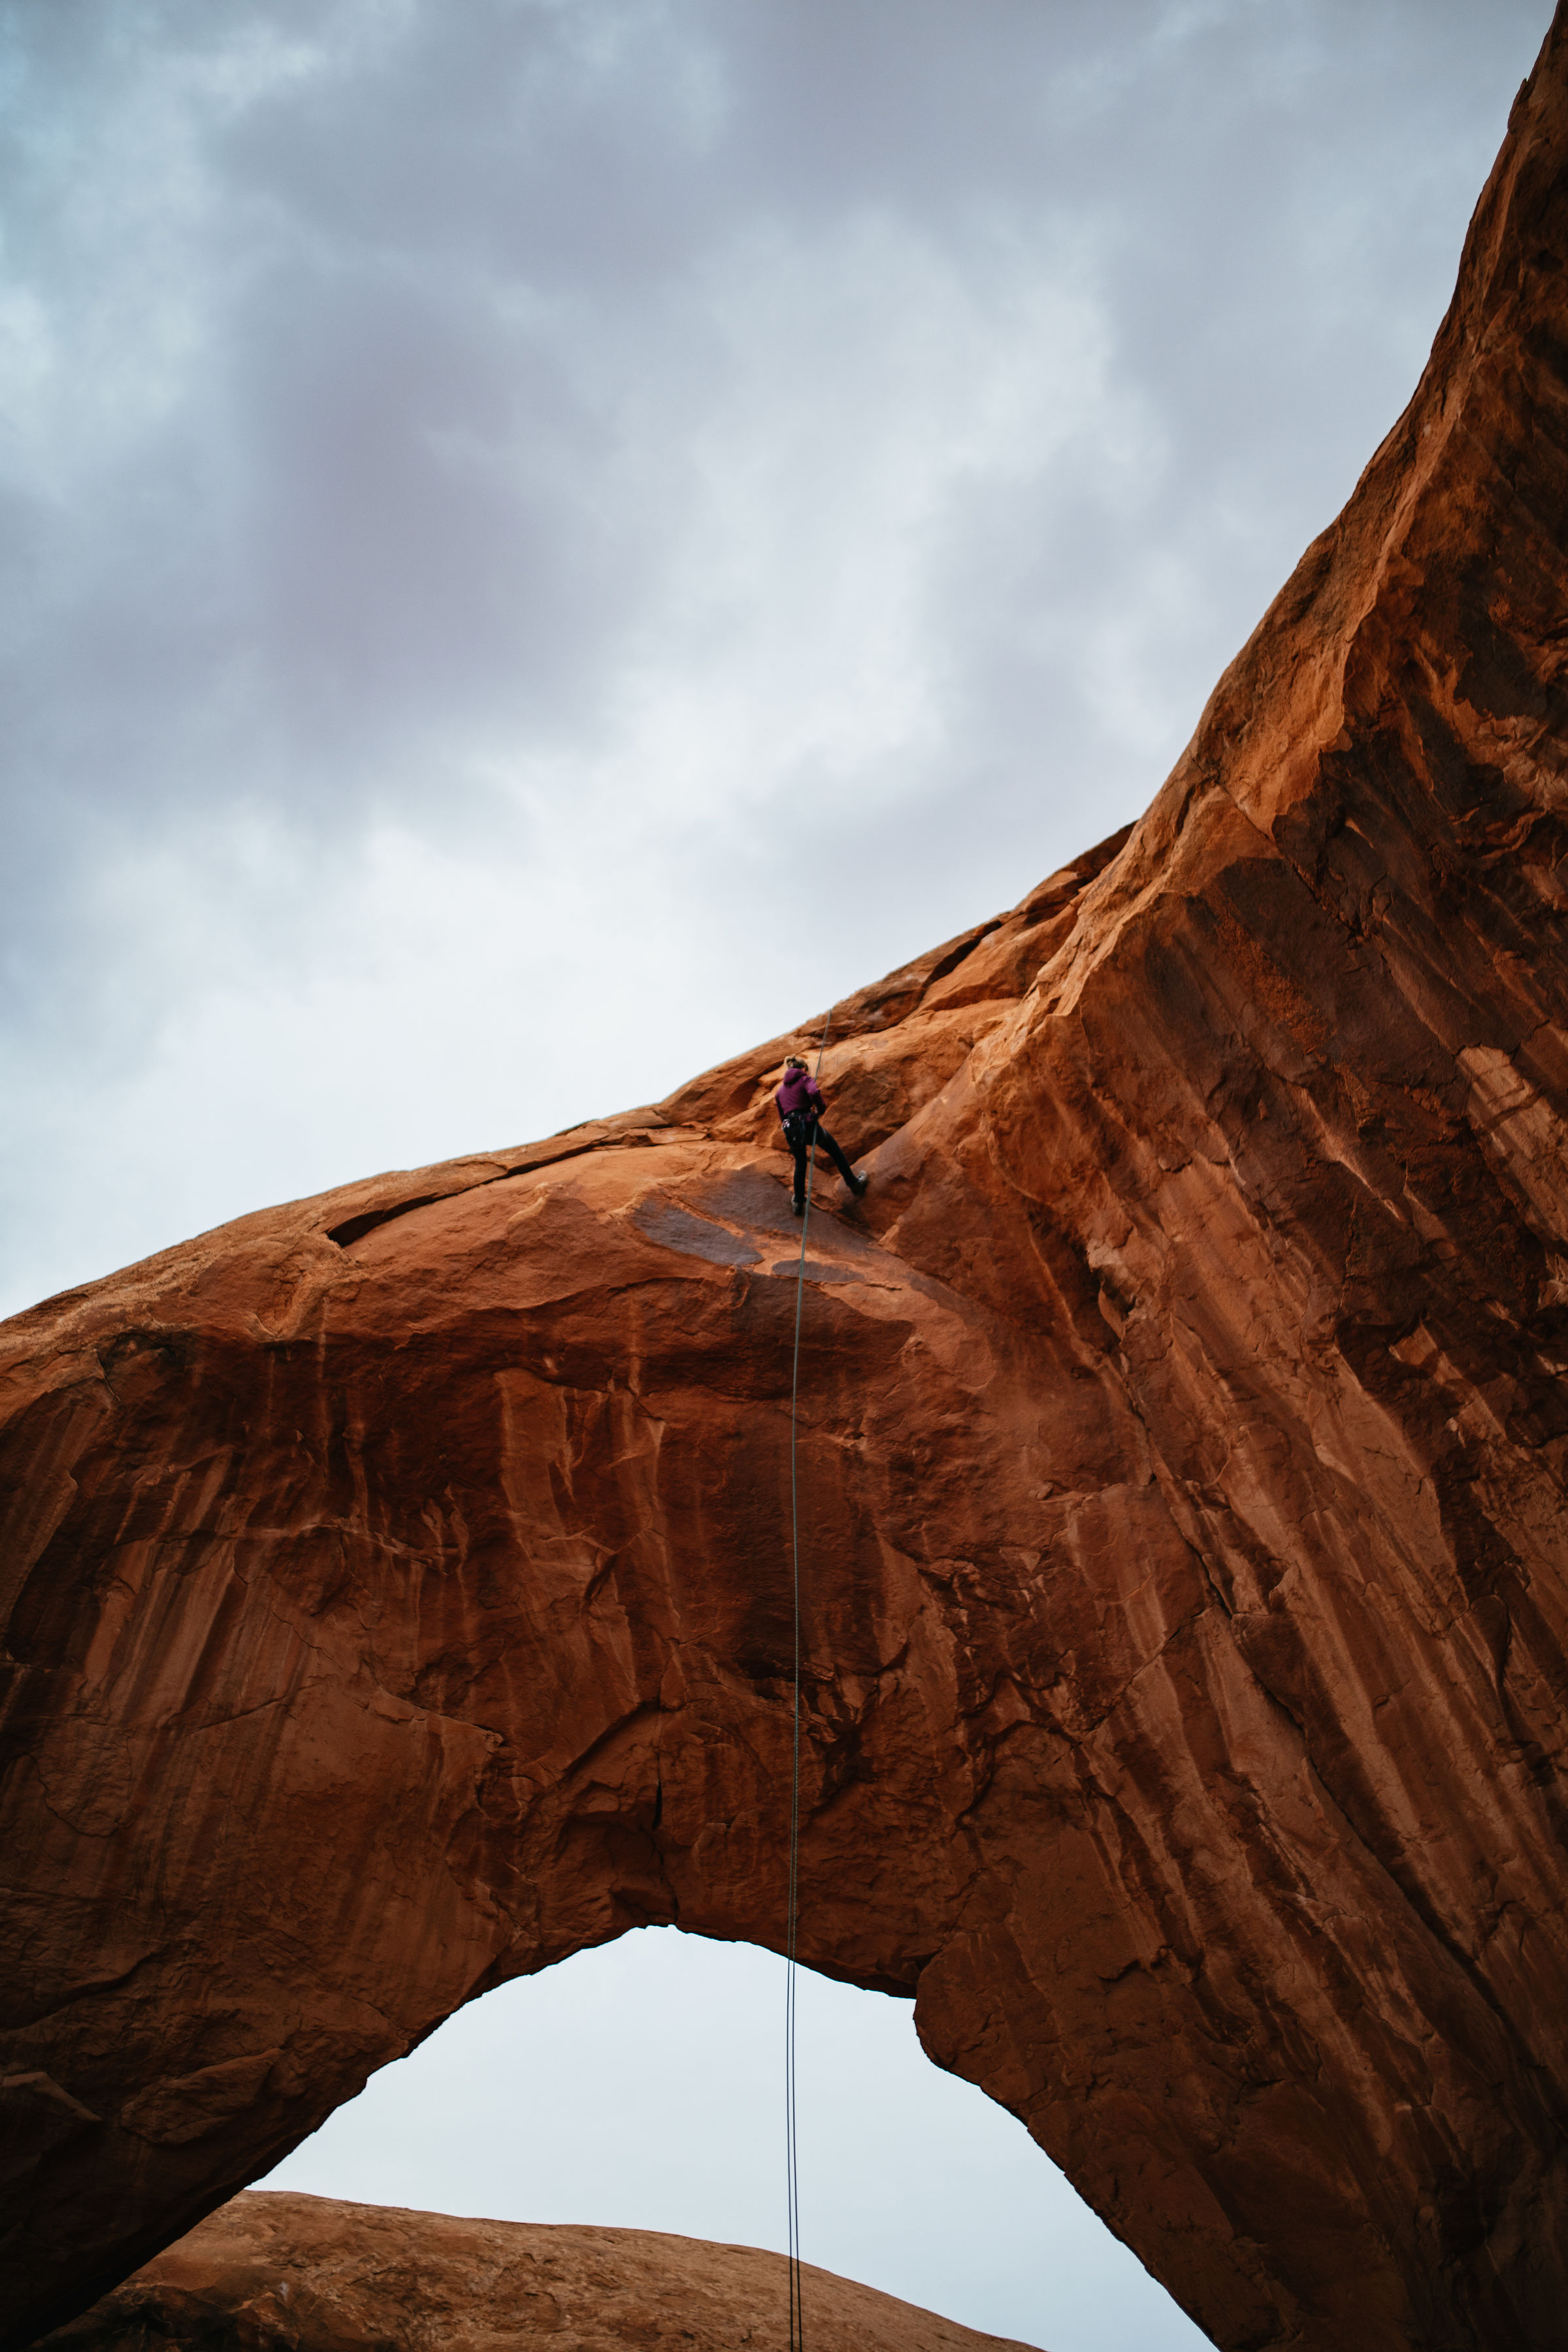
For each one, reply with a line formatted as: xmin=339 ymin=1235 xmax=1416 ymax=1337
xmin=791 ymin=1122 xmax=858 ymax=1201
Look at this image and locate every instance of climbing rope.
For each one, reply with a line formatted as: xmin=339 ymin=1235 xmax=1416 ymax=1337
xmin=785 ymin=1022 xmax=830 ymax=2352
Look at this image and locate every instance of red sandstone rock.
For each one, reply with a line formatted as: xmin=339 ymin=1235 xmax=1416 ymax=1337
xmin=36 ymin=2191 xmax=1040 ymax=2352
xmin=8 ymin=11 xmax=1568 ymax=2351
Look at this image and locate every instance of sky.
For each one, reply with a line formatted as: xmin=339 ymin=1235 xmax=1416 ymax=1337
xmin=3 ymin=0 xmax=1557 ymax=2345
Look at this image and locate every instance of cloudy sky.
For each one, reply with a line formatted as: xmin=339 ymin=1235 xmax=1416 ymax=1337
xmin=3 ymin=0 xmax=1555 ymax=2344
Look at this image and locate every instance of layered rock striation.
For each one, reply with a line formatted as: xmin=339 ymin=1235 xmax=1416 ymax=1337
xmin=8 ymin=9 xmax=1568 ymax=2350
xmin=37 ymin=2191 xmax=1039 ymax=2352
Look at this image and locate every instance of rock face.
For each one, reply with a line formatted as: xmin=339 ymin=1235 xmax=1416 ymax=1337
xmin=7 ymin=10 xmax=1568 ymax=2351
xmin=37 ymin=2191 xmax=1039 ymax=2352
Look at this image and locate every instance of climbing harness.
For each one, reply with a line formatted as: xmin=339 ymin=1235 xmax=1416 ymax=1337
xmin=784 ymin=1024 xmax=830 ymax=2352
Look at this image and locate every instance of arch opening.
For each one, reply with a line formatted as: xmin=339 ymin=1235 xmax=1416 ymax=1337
xmin=260 ymin=1927 xmax=1215 ymax=2352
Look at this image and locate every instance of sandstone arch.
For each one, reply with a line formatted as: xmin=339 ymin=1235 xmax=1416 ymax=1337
xmin=8 ymin=14 xmax=1568 ymax=2350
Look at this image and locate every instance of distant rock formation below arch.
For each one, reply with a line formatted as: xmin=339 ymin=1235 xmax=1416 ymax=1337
xmin=8 ymin=8 xmax=1568 ymax=2348
xmin=35 ymin=2192 xmax=1041 ymax=2352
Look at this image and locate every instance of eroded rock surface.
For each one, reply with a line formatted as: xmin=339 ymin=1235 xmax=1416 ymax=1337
xmin=37 ymin=2191 xmax=1039 ymax=2352
xmin=8 ymin=10 xmax=1568 ymax=2351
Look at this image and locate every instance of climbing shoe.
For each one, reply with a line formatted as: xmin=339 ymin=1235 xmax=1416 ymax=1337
xmin=792 ymin=1196 xmax=806 ymax=1217
xmin=849 ymin=1173 xmax=869 ymax=1198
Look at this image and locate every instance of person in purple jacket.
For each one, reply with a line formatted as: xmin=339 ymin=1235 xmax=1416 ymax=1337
xmin=776 ymin=1054 xmax=868 ymax=1215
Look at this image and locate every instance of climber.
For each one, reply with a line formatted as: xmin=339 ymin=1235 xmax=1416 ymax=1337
xmin=776 ymin=1054 xmax=868 ymax=1216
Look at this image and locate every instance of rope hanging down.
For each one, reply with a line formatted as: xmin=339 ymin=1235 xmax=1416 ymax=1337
xmin=784 ymin=1021 xmax=831 ymax=2352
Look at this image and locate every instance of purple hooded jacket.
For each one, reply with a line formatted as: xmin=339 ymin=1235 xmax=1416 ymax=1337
xmin=776 ymin=1066 xmax=822 ymax=1121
